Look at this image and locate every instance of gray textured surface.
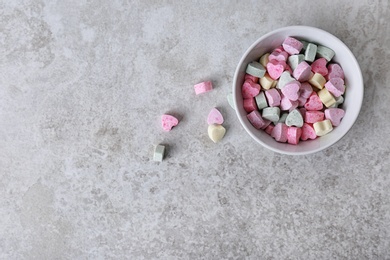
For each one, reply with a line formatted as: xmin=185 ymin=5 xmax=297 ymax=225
xmin=1 ymin=0 xmax=390 ymax=259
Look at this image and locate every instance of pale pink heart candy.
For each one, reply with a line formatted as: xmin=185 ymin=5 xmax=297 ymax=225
xmin=327 ymin=63 xmax=345 ymax=80
xmin=325 ymin=108 xmax=345 ymax=126
xmin=281 ymin=81 xmax=300 ymax=101
xmin=269 ymin=50 xmax=288 ymax=62
xmin=267 ymin=60 xmax=286 ymax=80
xmin=161 ymin=114 xmax=179 ymax=131
xmin=271 ymin=123 xmax=288 ymax=142
xmin=299 ymin=82 xmax=313 ymax=99
xmin=293 ymin=61 xmax=312 ymax=82
xmin=280 ymin=93 xmax=298 ymax=112
xmin=207 ymin=108 xmax=224 ymax=125
xmin=265 ymin=88 xmax=281 ymax=107
xmin=242 ymin=80 xmax=261 ymax=99
xmin=301 ymin=123 xmax=317 ymax=140
xmin=194 ymin=81 xmax=213 ymax=95
xmin=282 ymin=37 xmax=303 ymax=55
xmin=304 ymin=93 xmax=323 ymax=111
xmin=311 ymin=58 xmax=328 ymax=77
xmin=325 ymin=78 xmax=345 ymax=97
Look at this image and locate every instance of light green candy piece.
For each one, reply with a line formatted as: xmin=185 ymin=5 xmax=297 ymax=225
xmin=262 ymin=107 xmax=280 ymax=122
xmin=305 ymin=43 xmax=317 ymax=62
xmin=153 ymin=144 xmax=165 ymax=162
xmin=255 ymin=91 xmax=268 ymax=110
xmin=285 ymin=109 xmax=304 ymax=127
xmin=300 ymin=40 xmax=309 ymax=51
xmin=277 ymin=71 xmax=295 ymax=89
xmin=317 ymin=45 xmax=335 ymax=61
xmin=246 ymin=61 xmax=266 ymax=78
xmin=278 ymin=112 xmax=289 ymax=124
xmin=330 ymin=95 xmax=344 ymax=108
xmin=227 ymin=93 xmax=235 ymax=110
xmin=288 ymin=54 xmax=305 ymax=71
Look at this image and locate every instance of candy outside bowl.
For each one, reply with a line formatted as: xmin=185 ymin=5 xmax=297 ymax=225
xmin=233 ymin=26 xmax=364 ymax=155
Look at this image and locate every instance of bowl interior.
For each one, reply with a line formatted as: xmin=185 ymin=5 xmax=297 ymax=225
xmin=233 ymin=26 xmax=363 ymax=155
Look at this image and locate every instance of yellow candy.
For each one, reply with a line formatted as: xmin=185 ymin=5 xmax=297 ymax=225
xmin=260 ymin=73 xmax=275 ymax=90
xmin=208 ymin=124 xmax=226 ymax=143
xmin=309 ymin=72 xmax=326 ymax=90
xmin=259 ymin=53 xmax=270 ymax=67
xmin=313 ymin=119 xmax=333 ymax=136
xmin=318 ymin=88 xmax=336 ymax=107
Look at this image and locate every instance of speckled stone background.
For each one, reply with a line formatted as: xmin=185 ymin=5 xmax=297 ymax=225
xmin=1 ymin=0 xmax=390 ymax=259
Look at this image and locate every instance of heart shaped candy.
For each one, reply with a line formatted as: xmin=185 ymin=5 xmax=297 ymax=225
xmin=304 ymin=93 xmax=323 ymax=111
xmin=208 ymin=124 xmax=226 ymax=143
xmin=242 ymin=80 xmax=260 ymax=99
xmin=293 ymin=61 xmax=312 ymax=82
xmin=267 ymin=60 xmax=286 ymax=80
xmin=281 ymin=81 xmax=300 ymax=101
xmin=301 ymin=123 xmax=317 ymax=140
xmin=161 ymin=114 xmax=179 ymax=131
xmin=327 ymin=63 xmax=345 ymax=80
xmin=324 ymin=108 xmax=345 ymax=126
xmin=269 ymin=50 xmax=288 ymax=62
xmin=325 ymin=78 xmax=345 ymax=97
xmin=207 ymin=108 xmax=224 ymax=125
xmin=311 ymin=58 xmax=328 ymax=76
xmin=285 ymin=109 xmax=303 ymax=127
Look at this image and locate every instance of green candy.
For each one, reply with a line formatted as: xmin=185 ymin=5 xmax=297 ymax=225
xmin=300 ymin=40 xmax=309 ymax=51
xmin=285 ymin=109 xmax=304 ymax=127
xmin=262 ymin=107 xmax=280 ymax=122
xmin=317 ymin=45 xmax=335 ymax=61
xmin=288 ymin=54 xmax=305 ymax=71
xmin=305 ymin=43 xmax=317 ymax=62
xmin=153 ymin=144 xmax=165 ymax=162
xmin=246 ymin=61 xmax=266 ymax=78
xmin=255 ymin=91 xmax=268 ymax=110
xmin=227 ymin=93 xmax=235 ymax=110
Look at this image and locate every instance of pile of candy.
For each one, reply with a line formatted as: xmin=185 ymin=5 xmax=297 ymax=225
xmin=242 ymin=36 xmax=346 ymax=144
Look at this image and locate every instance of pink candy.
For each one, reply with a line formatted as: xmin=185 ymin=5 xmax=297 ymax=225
xmin=247 ymin=110 xmax=270 ymax=129
xmin=293 ymin=61 xmax=312 ymax=82
xmin=161 ymin=114 xmax=179 ymax=131
xmin=281 ymin=81 xmax=300 ymax=101
xmin=325 ymin=108 xmax=345 ymax=126
xmin=327 ymin=63 xmax=345 ymax=80
xmin=305 ymin=111 xmax=325 ymax=124
xmin=242 ymin=80 xmax=261 ymax=99
xmin=243 ymin=98 xmax=257 ymax=113
xmin=325 ymin=78 xmax=345 ymax=97
xmin=194 ymin=81 xmax=213 ymax=95
xmin=282 ymin=37 xmax=303 ymax=55
xmin=267 ymin=60 xmax=286 ymax=80
xmin=271 ymin=123 xmax=288 ymax=142
xmin=287 ymin=127 xmax=302 ymax=145
xmin=207 ymin=108 xmax=224 ymax=125
xmin=304 ymin=93 xmax=323 ymax=111
xmin=265 ymin=88 xmax=281 ymax=107
xmin=311 ymin=58 xmax=328 ymax=76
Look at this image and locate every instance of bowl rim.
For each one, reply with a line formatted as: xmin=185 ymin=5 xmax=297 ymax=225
xmin=233 ymin=25 xmax=364 ymax=155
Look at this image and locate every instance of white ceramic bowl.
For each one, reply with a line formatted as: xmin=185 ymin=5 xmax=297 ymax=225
xmin=233 ymin=26 xmax=363 ymax=155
